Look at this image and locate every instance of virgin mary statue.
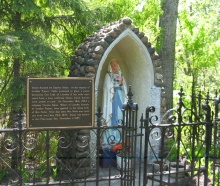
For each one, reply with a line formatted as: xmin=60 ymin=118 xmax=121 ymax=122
xmin=102 ymin=59 xmax=127 ymax=143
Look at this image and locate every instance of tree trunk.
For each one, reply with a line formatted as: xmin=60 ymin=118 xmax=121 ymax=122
xmin=158 ymin=0 xmax=179 ymax=110
xmin=11 ymin=57 xmax=20 ymax=169
xmin=8 ymin=58 xmax=21 ymax=127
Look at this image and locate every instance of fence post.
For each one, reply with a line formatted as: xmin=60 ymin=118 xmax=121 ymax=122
xmin=143 ymin=106 xmax=155 ymax=186
xmin=213 ymin=97 xmax=220 ymax=185
xmin=121 ymin=86 xmax=138 ymax=186
xmin=95 ymin=106 xmax=102 ymax=186
xmin=16 ymin=107 xmax=25 ymax=186
xmin=202 ymin=92 xmax=212 ymax=186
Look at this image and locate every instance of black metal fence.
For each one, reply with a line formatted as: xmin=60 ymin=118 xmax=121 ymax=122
xmin=0 ymin=87 xmax=142 ymax=186
xmin=0 ymin=87 xmax=220 ymax=185
xmin=144 ymin=88 xmax=220 ymax=186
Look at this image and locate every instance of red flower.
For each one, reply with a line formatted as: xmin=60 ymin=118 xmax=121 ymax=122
xmin=113 ymin=141 xmax=131 ymax=152
xmin=113 ymin=144 xmax=122 ymax=152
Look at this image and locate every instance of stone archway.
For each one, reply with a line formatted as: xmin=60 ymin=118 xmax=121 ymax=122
xmin=70 ymin=17 xmax=166 ymax=117
xmin=68 ymin=17 xmax=166 ymax=173
xmin=96 ymin=28 xmax=155 ymax=122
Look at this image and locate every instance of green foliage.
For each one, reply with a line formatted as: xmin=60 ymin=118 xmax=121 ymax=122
xmin=52 ymin=166 xmax=58 ymax=179
xmin=0 ymin=0 xmax=101 ymax=125
xmin=0 ymin=170 xmax=6 ymax=181
xmin=35 ymin=163 xmax=46 ymax=179
xmin=0 ymin=0 xmax=219 ymax=184
xmin=21 ymin=131 xmax=59 ymax=182
xmin=213 ymin=168 xmax=220 ymax=186
xmin=166 ymin=138 xmax=179 ymax=162
xmin=22 ymin=162 xmax=31 ymax=182
xmin=175 ymin=0 xmax=220 ymax=97
xmin=86 ymin=0 xmax=162 ymax=42
xmin=0 ymin=0 xmax=219 ymax=125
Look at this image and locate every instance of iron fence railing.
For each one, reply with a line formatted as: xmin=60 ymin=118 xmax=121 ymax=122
xmin=0 ymin=87 xmax=142 ymax=186
xmin=144 ymin=88 xmax=220 ymax=186
xmin=1 ymin=87 xmax=220 ymax=186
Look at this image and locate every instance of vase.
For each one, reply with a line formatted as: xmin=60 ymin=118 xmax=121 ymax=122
xmin=99 ymin=147 xmax=116 ymax=168
xmin=116 ymin=155 xmax=131 ymax=170
xmin=169 ymin=162 xmax=185 ymax=178
xmin=152 ymin=160 xmax=168 ymax=172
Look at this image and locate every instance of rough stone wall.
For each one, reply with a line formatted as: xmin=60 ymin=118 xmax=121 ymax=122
xmin=65 ymin=17 xmax=166 ymax=177
xmin=69 ymin=18 xmax=164 ymax=89
xmin=69 ymin=17 xmax=166 ymax=111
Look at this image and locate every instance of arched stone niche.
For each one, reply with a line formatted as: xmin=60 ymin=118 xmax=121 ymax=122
xmin=69 ymin=18 xmax=166 ymax=167
xmin=58 ymin=18 xmax=166 ymax=178
xmin=67 ymin=18 xmax=166 ymax=171
xmin=70 ymin=17 xmax=166 ymax=118
xmin=96 ymin=29 xmax=155 ymax=118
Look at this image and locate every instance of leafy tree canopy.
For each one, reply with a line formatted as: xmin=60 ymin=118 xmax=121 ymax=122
xmin=0 ymin=0 xmax=101 ymax=124
xmin=0 ymin=0 xmax=220 ymax=125
xmin=175 ymin=0 xmax=220 ymax=95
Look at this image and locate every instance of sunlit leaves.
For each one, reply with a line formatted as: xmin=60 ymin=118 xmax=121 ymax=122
xmin=85 ymin=0 xmax=162 ymax=43
xmin=0 ymin=0 xmax=101 ymax=123
xmin=0 ymin=35 xmax=22 ymax=58
xmin=175 ymin=0 xmax=220 ymax=94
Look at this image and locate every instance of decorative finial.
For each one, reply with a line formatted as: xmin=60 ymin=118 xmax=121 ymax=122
xmin=127 ymin=85 xmax=133 ymax=104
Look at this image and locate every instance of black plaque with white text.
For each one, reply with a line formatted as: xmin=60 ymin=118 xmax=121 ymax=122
xmin=27 ymin=78 xmax=94 ymax=129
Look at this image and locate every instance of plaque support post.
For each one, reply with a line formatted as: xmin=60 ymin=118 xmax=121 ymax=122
xmin=95 ymin=106 xmax=102 ymax=186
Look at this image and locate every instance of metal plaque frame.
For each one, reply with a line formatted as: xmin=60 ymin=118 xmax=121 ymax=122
xmin=27 ymin=77 xmax=94 ymax=129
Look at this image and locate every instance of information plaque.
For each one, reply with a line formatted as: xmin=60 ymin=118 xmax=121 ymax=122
xmin=27 ymin=78 xmax=94 ymax=129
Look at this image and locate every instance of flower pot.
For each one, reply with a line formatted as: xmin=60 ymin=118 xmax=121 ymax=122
xmin=99 ymin=148 xmax=117 ymax=168
xmin=116 ymin=155 xmax=131 ymax=170
xmin=152 ymin=160 xmax=168 ymax=172
xmin=169 ymin=162 xmax=185 ymax=178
